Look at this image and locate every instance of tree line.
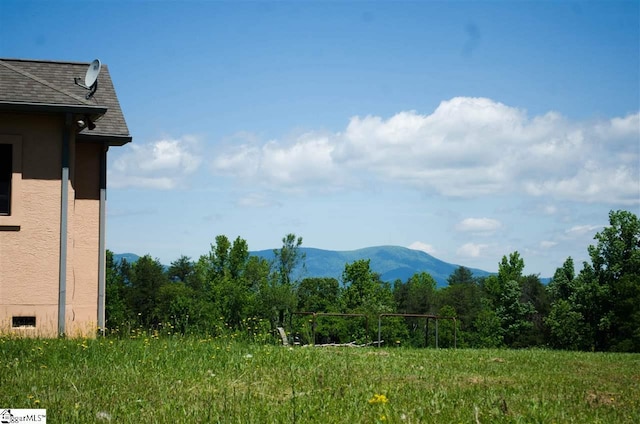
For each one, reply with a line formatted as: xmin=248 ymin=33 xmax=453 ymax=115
xmin=106 ymin=210 xmax=639 ymax=352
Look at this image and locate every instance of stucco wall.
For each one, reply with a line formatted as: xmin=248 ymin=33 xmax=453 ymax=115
xmin=0 ymin=112 xmax=102 ymax=337
xmin=69 ymin=142 xmax=102 ymax=336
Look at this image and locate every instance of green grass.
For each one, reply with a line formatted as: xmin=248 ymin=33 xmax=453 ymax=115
xmin=1 ymin=335 xmax=638 ymax=423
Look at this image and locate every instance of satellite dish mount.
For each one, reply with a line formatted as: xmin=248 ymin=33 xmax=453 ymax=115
xmin=74 ymin=59 xmax=101 ymax=99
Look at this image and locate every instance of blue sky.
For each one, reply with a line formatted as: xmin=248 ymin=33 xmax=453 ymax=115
xmin=2 ymin=1 xmax=639 ymax=277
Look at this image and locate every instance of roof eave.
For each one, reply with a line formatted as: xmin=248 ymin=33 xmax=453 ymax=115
xmin=77 ymin=133 xmax=132 ymax=146
xmin=0 ymin=100 xmax=107 ymax=117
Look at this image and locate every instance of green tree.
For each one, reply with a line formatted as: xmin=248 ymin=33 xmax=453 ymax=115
xmin=483 ymin=252 xmax=537 ymax=347
xmin=435 ymin=305 xmax=458 ymax=348
xmin=155 ymin=282 xmax=196 ymax=334
xmin=547 ymin=257 xmax=575 ymax=302
xmin=340 ymin=259 xmax=396 ymax=343
xmin=297 ymin=277 xmax=340 ymax=313
xmin=273 ymin=233 xmax=305 ymax=287
xmin=244 ymin=256 xmax=275 ymax=323
xmin=496 ymin=279 xmax=535 ymax=347
xmin=268 ymin=234 xmax=305 ymax=327
xmin=499 ymin=251 xmax=525 ymax=286
xmin=587 ymin=210 xmax=640 ymax=351
xmin=447 ymin=266 xmax=475 ymax=286
xmin=221 ymin=237 xmax=253 ymax=327
xmin=545 ymin=210 xmax=640 ymax=352
xmin=545 ymin=299 xmax=588 ymax=350
xmin=245 ymin=255 xmax=272 ymax=295
xmin=473 ymin=305 xmax=503 ymax=348
xmin=438 ymin=267 xmax=483 ymax=347
xmin=201 ymin=235 xmax=256 ymax=329
xmin=571 ymin=262 xmax=602 ymax=350
xmin=394 ymin=272 xmax=437 ymax=314
xmin=129 ymin=255 xmax=169 ymax=327
xmin=168 ymin=255 xmax=195 ymax=284
xmin=342 ymin=259 xmax=384 ymax=312
xmin=229 ymin=237 xmax=250 ymax=280
xmin=211 ymin=235 xmax=232 ymax=280
xmin=481 ymin=274 xmax=502 ymax=309
xmin=295 ymin=277 xmax=341 ymax=343
xmin=393 ymin=272 xmax=439 ymax=346
xmin=545 ymin=257 xmax=588 ymax=349
xmin=105 ymin=250 xmax=131 ymax=330
xmin=519 ymin=274 xmax=550 ymax=346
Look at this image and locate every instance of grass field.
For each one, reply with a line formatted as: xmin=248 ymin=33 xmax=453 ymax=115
xmin=1 ymin=334 xmax=638 ymax=423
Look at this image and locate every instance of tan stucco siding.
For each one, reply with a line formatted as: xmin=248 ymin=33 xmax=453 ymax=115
xmin=0 ymin=114 xmax=65 ymax=336
xmin=0 ymin=112 xmax=102 ymax=337
xmin=67 ymin=142 xmax=101 ymax=336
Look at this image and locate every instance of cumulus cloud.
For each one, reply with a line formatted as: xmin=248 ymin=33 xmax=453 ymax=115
xmin=457 ymin=242 xmax=489 ymax=258
xmin=211 ymin=133 xmax=344 ymax=192
xmin=210 ymin=97 xmax=639 ymax=204
xmin=408 ymin=241 xmax=437 ymax=255
xmin=455 ymin=217 xmax=502 ymax=234
xmin=110 ymin=136 xmax=201 ymax=189
xmin=564 ymin=224 xmax=602 ymax=238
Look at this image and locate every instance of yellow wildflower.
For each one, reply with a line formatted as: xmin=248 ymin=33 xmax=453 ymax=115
xmin=369 ymin=394 xmax=389 ymax=404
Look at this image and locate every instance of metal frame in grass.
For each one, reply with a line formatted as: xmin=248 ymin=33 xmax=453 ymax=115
xmin=377 ymin=313 xmax=457 ymax=349
xmin=290 ymin=312 xmax=457 ymax=348
xmin=291 ymin=312 xmax=369 ymax=345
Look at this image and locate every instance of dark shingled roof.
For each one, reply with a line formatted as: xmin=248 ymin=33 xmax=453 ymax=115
xmin=0 ymin=58 xmax=131 ymax=145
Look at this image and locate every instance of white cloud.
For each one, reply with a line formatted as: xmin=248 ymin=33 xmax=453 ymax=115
xmin=212 ymin=133 xmax=345 ymax=191
xmin=540 ymin=240 xmax=558 ymax=249
xmin=210 ymin=98 xmax=639 ymax=204
xmin=524 ymin=163 xmax=639 ymax=205
xmin=210 ymin=144 xmax=260 ymax=179
xmin=408 ymin=241 xmax=437 ymax=255
xmin=565 ymin=224 xmax=602 ymax=238
xmin=455 ymin=217 xmax=502 ymax=234
xmin=600 ymin=113 xmax=640 ymax=140
xmin=457 ymin=242 xmax=489 ymax=258
xmin=110 ymin=136 xmax=201 ymax=189
xmin=261 ymin=136 xmax=337 ymax=185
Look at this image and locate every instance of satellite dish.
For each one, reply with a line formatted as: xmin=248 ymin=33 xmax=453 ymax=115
xmin=84 ymin=59 xmax=101 ymax=87
xmin=74 ymin=59 xmax=101 ymax=99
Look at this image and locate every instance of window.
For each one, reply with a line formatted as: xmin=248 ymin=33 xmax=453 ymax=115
xmin=0 ymin=135 xmax=21 ymax=227
xmin=0 ymin=143 xmax=12 ymax=215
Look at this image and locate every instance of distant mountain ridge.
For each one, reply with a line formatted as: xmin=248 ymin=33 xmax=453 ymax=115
xmin=112 ymin=253 xmax=141 ymax=264
xmin=251 ymin=246 xmax=491 ymax=287
xmin=114 ymin=246 xmax=491 ymax=287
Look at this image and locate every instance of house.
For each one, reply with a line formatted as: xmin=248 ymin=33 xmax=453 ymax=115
xmin=0 ymin=58 xmax=131 ymax=337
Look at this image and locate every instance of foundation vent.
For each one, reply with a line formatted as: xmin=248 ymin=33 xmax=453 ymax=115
xmin=12 ymin=316 xmax=36 ymax=328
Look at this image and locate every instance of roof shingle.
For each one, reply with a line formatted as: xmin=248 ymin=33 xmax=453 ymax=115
xmin=0 ymin=58 xmax=131 ymax=143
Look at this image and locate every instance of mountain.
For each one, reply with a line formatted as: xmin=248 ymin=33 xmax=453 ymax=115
xmin=251 ymin=245 xmax=491 ymax=287
xmin=112 ymin=246 xmax=492 ymax=287
xmin=112 ymin=252 xmax=140 ymax=264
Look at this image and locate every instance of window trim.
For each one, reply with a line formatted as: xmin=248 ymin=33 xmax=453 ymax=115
xmin=0 ymin=134 xmax=22 ymax=228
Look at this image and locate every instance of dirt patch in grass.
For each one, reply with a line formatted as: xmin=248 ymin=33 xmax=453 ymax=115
xmin=466 ymin=375 xmax=485 ymax=385
xmin=586 ymin=390 xmax=618 ymax=408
